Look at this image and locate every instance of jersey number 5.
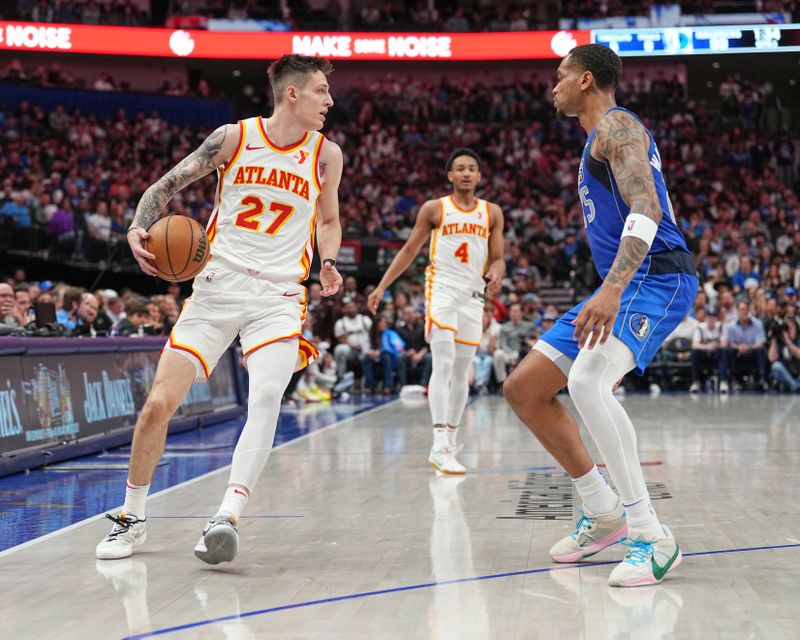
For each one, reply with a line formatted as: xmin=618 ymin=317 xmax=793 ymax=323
xmin=579 ymin=186 xmax=596 ymax=227
xmin=454 ymin=242 xmax=469 ymax=264
xmin=234 ymin=196 xmax=295 ymax=235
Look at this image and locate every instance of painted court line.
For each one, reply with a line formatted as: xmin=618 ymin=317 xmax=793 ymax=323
xmin=0 ymin=400 xmax=398 ymax=559
xmin=122 ymin=542 xmax=800 ymax=640
xmin=147 ymin=515 xmax=304 ymax=520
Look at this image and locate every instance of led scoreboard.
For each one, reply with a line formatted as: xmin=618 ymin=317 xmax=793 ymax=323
xmin=593 ymin=24 xmax=800 ymax=56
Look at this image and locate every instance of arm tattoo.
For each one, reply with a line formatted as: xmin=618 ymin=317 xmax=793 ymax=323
xmin=319 ymin=160 xmax=327 ymax=177
xmin=595 ymin=111 xmax=663 ymax=289
xmin=131 ymin=126 xmax=227 ymax=229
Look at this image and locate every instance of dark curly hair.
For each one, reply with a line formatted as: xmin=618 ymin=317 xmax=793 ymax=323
xmin=567 ymin=44 xmax=622 ymax=91
xmin=267 ymin=54 xmax=334 ymax=103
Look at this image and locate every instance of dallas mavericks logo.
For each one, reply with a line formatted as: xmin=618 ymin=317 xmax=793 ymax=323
xmin=629 ymin=313 xmax=650 ymax=339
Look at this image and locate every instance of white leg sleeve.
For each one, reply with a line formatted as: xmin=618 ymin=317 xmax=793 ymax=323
xmin=226 ymin=339 xmax=297 ymax=492
xmin=428 ymin=326 xmax=455 ymax=425
xmin=566 ymin=336 xmax=647 ymax=503
xmin=447 ymin=341 xmax=477 ymax=426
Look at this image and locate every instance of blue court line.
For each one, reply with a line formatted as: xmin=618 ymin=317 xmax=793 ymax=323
xmin=122 ymin=541 xmax=800 ymax=640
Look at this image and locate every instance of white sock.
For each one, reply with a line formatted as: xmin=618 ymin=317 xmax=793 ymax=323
xmin=624 ymin=496 xmax=665 ymax=539
xmin=447 ymin=425 xmax=459 ymax=449
xmin=216 ymin=485 xmax=249 ymax=523
xmin=433 ymin=425 xmax=449 ymax=449
xmin=123 ymin=480 xmax=150 ymax=519
xmin=572 ymin=466 xmax=619 ymax=516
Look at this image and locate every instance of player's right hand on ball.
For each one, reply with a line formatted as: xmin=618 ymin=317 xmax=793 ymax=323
xmin=367 ymin=288 xmax=384 ymax=315
xmin=127 ymin=227 xmax=158 ymax=277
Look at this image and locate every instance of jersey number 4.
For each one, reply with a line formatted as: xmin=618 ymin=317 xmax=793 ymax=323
xmin=234 ymin=196 xmax=294 ymax=235
xmin=454 ymin=242 xmax=469 ymax=263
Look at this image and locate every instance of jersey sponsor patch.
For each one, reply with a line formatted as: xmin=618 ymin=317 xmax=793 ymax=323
xmin=629 ymin=313 xmax=650 ymax=340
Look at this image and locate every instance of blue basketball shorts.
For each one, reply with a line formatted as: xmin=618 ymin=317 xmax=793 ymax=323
xmin=539 ymin=271 xmax=698 ymax=375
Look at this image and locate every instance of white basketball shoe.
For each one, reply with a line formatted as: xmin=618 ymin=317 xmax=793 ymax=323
xmin=608 ymin=525 xmax=682 ymax=587
xmin=96 ymin=513 xmax=147 ymax=560
xmin=549 ymin=504 xmax=627 ymax=563
xmin=429 ymin=445 xmax=466 ymax=475
xmin=194 ymin=516 xmax=239 ymax=564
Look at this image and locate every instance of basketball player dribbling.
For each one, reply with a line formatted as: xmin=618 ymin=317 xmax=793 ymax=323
xmin=367 ymin=149 xmax=505 ymax=474
xmin=96 ymin=54 xmax=344 ymax=565
xmin=504 ymin=45 xmax=697 ymax=586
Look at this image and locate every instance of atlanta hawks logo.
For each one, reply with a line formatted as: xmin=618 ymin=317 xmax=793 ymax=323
xmin=295 ymin=150 xmax=309 ymax=164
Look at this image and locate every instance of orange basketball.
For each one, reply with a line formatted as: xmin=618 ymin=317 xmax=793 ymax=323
xmin=145 ymin=215 xmax=210 ymax=282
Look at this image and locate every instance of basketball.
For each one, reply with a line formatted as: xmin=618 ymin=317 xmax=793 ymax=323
xmin=145 ymin=215 xmax=210 ymax=282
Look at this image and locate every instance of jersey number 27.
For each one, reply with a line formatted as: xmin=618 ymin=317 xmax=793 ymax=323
xmin=234 ymin=196 xmax=295 ymax=235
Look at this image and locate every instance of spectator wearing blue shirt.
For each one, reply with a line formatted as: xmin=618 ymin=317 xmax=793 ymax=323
xmin=0 ymin=193 xmax=32 ymax=228
xmin=56 ymin=286 xmax=83 ymax=330
xmin=731 ymin=255 xmax=760 ymax=294
xmin=723 ymin=300 xmax=769 ymax=391
xmin=362 ymin=315 xmax=406 ymax=394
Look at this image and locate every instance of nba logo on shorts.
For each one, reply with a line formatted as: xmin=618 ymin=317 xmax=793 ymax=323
xmin=629 ymin=313 xmax=650 ymax=339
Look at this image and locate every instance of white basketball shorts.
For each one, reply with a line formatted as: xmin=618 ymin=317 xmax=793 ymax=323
xmin=164 ymin=264 xmax=318 ymax=382
xmin=424 ymin=284 xmax=484 ymax=346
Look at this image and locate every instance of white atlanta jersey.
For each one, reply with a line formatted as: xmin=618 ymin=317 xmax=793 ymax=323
xmin=425 ymin=195 xmax=491 ymax=293
xmin=205 ymin=116 xmax=325 ymax=283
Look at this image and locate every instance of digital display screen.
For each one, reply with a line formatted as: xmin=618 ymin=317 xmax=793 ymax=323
xmin=593 ymin=24 xmax=800 ymax=56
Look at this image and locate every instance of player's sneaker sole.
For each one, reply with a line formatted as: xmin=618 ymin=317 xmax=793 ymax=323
xmin=551 ymin=524 xmax=627 ymax=563
xmin=194 ymin=520 xmax=238 ymax=565
xmin=429 ymin=460 xmax=466 ymax=475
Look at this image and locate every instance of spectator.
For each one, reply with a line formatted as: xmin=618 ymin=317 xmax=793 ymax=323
xmin=333 ymin=301 xmax=372 ymax=378
xmin=723 ymin=301 xmax=769 ymax=392
xmin=472 ymin=307 xmax=500 ymax=393
xmin=115 ymin=295 xmax=154 ymax=336
xmin=1 ymin=193 xmax=32 ymax=228
xmin=690 ymin=307 xmax=725 ymax=393
xmin=103 ymin=291 xmax=125 ymax=326
xmin=72 ymin=292 xmax=111 ymax=336
xmin=362 ymin=315 xmax=406 ymax=394
xmin=56 ymin=286 xmax=83 ymax=330
xmin=395 ymin=305 xmax=431 ymax=386
xmin=493 ymin=303 xmax=534 ymax=385
xmin=731 ymin=255 xmax=760 ymax=294
xmin=14 ymin=285 xmax=34 ymax=325
xmin=768 ymin=316 xmax=800 ymax=392
xmin=0 ymin=282 xmax=23 ymax=328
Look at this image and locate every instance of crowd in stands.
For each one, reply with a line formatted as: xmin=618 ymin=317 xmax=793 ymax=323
xmin=17 ymin=0 xmax=796 ymax=33
xmin=0 ymin=269 xmax=183 ymax=338
xmin=562 ymin=0 xmax=796 ymax=20
xmin=1 ymin=61 xmax=799 ymax=394
xmin=18 ymin=0 xmax=150 ymax=25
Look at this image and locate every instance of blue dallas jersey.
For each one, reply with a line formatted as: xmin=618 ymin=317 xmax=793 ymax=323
xmin=578 ymin=106 xmax=689 ymax=279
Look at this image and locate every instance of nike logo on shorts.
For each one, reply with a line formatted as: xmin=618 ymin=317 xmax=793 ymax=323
xmin=282 ymin=292 xmax=301 ymax=297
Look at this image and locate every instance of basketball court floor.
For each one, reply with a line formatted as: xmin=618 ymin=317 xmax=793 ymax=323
xmin=2 ymin=393 xmax=799 ymax=639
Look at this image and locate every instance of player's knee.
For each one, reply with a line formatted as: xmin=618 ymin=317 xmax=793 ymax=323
xmin=251 ymin=381 xmax=284 ymax=408
xmin=567 ymin=365 xmax=603 ymax=406
xmin=139 ymin=392 xmax=174 ymax=425
xmin=503 ymin=369 xmax=526 ymax=408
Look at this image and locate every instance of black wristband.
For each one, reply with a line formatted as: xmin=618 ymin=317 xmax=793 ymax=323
xmin=323 ymin=258 xmax=336 ymax=267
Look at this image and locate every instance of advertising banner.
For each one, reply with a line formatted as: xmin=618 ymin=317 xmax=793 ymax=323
xmin=0 ymin=346 xmax=240 ymax=457
xmin=0 ymin=21 xmax=589 ymax=60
